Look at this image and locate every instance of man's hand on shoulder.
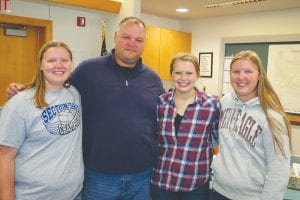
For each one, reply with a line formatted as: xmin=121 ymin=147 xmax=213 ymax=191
xmin=6 ymin=83 xmax=24 ymax=99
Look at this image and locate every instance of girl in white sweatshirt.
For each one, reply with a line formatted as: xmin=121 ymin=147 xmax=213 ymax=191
xmin=211 ymin=50 xmax=292 ymax=200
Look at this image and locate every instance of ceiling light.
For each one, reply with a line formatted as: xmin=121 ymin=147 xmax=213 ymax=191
xmin=176 ymin=8 xmax=189 ymax=13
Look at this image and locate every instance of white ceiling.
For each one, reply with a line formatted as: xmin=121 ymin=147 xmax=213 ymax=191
xmin=141 ymin=0 xmax=300 ymax=20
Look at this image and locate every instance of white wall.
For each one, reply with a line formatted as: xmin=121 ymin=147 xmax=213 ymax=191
xmin=184 ymin=8 xmax=300 ymax=95
xmin=292 ymin=126 xmax=300 ymax=155
xmin=141 ymin=13 xmax=183 ymax=31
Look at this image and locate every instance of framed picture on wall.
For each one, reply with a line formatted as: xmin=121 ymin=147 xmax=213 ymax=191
xmin=199 ymin=52 xmax=213 ymax=77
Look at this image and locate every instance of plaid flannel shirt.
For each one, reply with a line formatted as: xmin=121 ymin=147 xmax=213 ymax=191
xmin=151 ymin=89 xmax=220 ymax=192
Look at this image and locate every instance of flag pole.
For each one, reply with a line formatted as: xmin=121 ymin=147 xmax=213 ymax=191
xmin=100 ymin=19 xmax=108 ymax=56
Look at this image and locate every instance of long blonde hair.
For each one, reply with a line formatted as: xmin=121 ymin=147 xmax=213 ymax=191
xmin=23 ymin=40 xmax=73 ymax=108
xmin=230 ymin=50 xmax=292 ymax=158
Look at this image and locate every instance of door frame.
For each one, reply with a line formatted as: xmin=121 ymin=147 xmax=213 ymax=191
xmin=0 ymin=14 xmax=52 ymax=105
xmin=0 ymin=14 xmax=52 ymax=48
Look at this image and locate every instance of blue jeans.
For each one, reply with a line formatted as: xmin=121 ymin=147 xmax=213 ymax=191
xmin=211 ymin=189 xmax=231 ymax=200
xmin=151 ymin=182 xmax=210 ymax=200
xmin=82 ymin=167 xmax=152 ymax=200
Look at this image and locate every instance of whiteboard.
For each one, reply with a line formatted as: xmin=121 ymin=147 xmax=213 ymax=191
xmin=222 ymin=56 xmax=233 ymax=95
xmin=267 ymin=44 xmax=300 ymax=114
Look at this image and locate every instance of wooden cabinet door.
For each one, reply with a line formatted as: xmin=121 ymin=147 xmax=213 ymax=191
xmin=142 ymin=25 xmax=191 ymax=80
xmin=142 ymin=26 xmax=161 ymax=74
xmin=159 ymin=28 xmax=191 ymax=80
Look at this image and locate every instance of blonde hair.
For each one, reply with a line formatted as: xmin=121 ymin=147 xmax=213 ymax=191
xmin=230 ymin=50 xmax=292 ymax=158
xmin=169 ymin=52 xmax=200 ymax=77
xmin=23 ymin=40 xmax=73 ymax=108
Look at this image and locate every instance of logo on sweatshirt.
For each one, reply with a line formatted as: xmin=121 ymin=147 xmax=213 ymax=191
xmin=41 ymin=103 xmax=80 ymax=135
xmin=219 ymin=108 xmax=262 ymax=147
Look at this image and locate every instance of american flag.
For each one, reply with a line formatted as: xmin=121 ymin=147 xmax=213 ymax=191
xmin=101 ymin=27 xmax=108 ymax=56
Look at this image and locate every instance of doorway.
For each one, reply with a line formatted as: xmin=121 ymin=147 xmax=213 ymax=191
xmin=0 ymin=14 xmax=52 ymax=105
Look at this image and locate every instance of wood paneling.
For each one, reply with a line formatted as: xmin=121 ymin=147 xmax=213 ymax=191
xmin=48 ymin=0 xmax=121 ymax=13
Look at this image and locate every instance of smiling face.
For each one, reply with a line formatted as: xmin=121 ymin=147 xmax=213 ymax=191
xmin=114 ymin=20 xmax=146 ymax=68
xmin=40 ymin=47 xmax=72 ymax=91
xmin=172 ymin=59 xmax=198 ymax=94
xmin=230 ymin=58 xmax=260 ymax=102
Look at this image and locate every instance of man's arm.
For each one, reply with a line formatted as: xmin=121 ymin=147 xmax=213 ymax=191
xmin=0 ymin=145 xmax=17 ymax=200
xmin=6 ymin=83 xmax=24 ymax=99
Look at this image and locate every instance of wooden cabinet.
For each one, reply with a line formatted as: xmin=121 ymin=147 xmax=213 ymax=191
xmin=142 ymin=26 xmax=161 ymax=76
xmin=142 ymin=26 xmax=192 ymax=80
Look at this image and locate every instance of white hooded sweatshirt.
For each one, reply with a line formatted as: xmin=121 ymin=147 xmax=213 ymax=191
xmin=212 ymin=92 xmax=290 ymax=200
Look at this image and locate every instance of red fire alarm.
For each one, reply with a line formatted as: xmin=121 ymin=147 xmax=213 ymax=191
xmin=77 ymin=17 xmax=86 ymax=27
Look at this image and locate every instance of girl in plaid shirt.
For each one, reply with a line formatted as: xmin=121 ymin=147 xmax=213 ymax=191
xmin=151 ymin=53 xmax=221 ymax=200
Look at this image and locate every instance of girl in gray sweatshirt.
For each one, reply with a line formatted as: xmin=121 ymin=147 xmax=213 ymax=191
xmin=211 ymin=50 xmax=292 ymax=200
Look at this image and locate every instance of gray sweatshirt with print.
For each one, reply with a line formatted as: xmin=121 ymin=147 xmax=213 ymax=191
xmin=212 ymin=92 xmax=290 ymax=200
